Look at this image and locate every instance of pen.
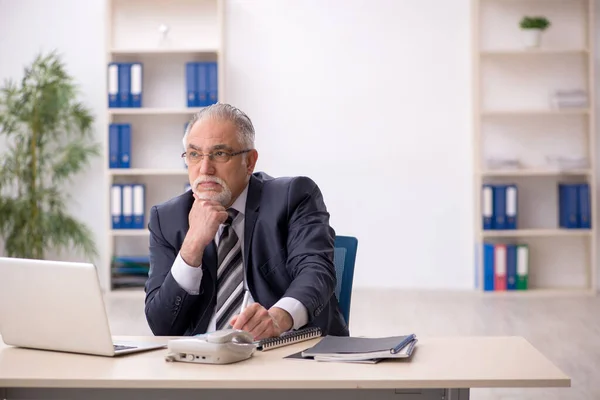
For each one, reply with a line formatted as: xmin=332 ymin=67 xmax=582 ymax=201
xmin=241 ymin=256 xmax=249 ymax=313
xmin=391 ymin=333 xmax=416 ymax=354
xmin=241 ymin=289 xmax=249 ymax=313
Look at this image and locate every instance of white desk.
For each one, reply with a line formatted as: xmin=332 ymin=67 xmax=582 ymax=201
xmin=0 ymin=335 xmax=569 ymax=400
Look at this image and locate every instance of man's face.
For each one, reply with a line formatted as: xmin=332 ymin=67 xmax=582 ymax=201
xmin=185 ymin=118 xmax=258 ymax=207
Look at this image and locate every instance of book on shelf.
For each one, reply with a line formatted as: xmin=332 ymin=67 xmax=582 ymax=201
xmin=482 ymin=182 xmax=592 ymax=231
xmin=185 ymin=61 xmax=219 ymax=107
xmin=482 ymin=243 xmax=528 ymax=292
xmin=111 ymin=255 xmax=150 ymax=289
xmin=482 ymin=184 xmax=518 ymax=230
xmin=108 ymin=62 xmax=143 ymax=108
xmin=111 ymin=183 xmax=146 ymax=230
xmin=559 ymin=183 xmax=591 ymax=229
xmin=108 ymin=123 xmax=131 ymax=169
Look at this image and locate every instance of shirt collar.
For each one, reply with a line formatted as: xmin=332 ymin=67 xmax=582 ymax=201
xmin=229 ymin=182 xmax=248 ymax=218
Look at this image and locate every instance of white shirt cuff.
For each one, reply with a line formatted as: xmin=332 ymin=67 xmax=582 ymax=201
xmin=273 ymin=297 xmax=308 ymax=330
xmin=171 ymin=253 xmax=203 ymax=295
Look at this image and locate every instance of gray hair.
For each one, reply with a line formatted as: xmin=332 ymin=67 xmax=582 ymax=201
xmin=182 ymin=103 xmax=256 ymax=150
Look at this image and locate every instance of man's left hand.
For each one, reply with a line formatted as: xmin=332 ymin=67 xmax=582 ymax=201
xmin=230 ymin=303 xmax=293 ymax=340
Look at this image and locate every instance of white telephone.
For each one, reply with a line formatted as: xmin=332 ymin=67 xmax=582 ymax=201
xmin=165 ymin=329 xmax=257 ymax=364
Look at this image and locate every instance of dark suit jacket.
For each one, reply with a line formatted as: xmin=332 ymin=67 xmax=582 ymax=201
xmin=144 ymin=172 xmax=349 ymax=337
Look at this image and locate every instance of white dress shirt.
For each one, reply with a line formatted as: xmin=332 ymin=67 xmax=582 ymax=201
xmin=171 ymin=183 xmax=308 ymax=332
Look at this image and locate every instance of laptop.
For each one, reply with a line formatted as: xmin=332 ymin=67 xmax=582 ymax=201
xmin=0 ymin=257 xmax=167 ymax=356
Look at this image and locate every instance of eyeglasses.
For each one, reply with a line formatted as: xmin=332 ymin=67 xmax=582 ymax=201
xmin=181 ymin=149 xmax=252 ymax=164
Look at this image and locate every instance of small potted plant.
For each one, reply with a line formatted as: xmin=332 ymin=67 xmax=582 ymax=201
xmin=519 ymin=16 xmax=551 ymax=48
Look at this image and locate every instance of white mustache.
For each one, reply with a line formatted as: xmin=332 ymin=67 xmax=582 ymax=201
xmin=193 ymin=176 xmax=225 ymax=189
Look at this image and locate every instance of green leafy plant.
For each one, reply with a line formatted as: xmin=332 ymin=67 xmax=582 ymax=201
xmin=520 ymin=16 xmax=551 ymax=30
xmin=0 ymin=51 xmax=100 ymax=260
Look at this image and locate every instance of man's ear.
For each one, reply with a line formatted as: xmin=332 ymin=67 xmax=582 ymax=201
xmin=246 ymin=149 xmax=258 ymax=174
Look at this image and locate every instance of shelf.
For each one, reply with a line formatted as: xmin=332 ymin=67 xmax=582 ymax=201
xmin=110 ymin=48 xmax=219 ymax=55
xmin=479 ymin=288 xmax=595 ymax=297
xmin=480 ymin=49 xmax=588 ymax=56
xmin=104 ymin=0 xmax=225 ymax=294
xmin=473 ymin=0 xmax=597 ymax=295
xmin=108 ymin=169 xmax=188 ymax=176
xmin=108 ymin=108 xmax=205 ymax=116
xmin=110 ymin=229 xmax=150 ymax=237
xmin=481 ymin=229 xmax=593 ymax=238
xmin=482 ymin=109 xmax=589 ymax=117
xmin=479 ymin=169 xmax=592 ymax=177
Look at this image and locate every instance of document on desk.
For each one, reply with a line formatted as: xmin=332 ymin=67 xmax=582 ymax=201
xmin=301 ymin=334 xmax=418 ymax=363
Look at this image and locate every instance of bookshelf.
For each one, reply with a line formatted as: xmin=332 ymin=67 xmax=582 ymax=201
xmin=104 ymin=0 xmax=225 ymax=292
xmin=472 ymin=0 xmax=596 ymax=295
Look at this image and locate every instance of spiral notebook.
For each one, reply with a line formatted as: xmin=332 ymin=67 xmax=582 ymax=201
xmin=255 ymin=326 xmax=322 ymax=351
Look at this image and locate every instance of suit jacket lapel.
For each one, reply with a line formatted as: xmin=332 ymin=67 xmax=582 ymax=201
xmin=244 ymin=175 xmax=262 ymax=275
xmin=181 ymin=190 xmax=194 ymax=239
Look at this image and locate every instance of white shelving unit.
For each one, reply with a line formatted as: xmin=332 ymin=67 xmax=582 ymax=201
xmin=472 ymin=0 xmax=596 ymax=295
xmin=104 ymin=0 xmax=225 ymax=292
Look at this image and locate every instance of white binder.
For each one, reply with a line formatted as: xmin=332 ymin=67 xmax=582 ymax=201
xmin=132 ymin=184 xmax=145 ymax=229
xmin=111 ymin=185 xmax=122 ymax=229
xmin=122 ymin=184 xmax=133 ymax=229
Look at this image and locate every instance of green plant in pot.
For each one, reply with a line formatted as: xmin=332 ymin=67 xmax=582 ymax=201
xmin=0 ymin=51 xmax=100 ymax=260
xmin=519 ymin=16 xmax=551 ymax=48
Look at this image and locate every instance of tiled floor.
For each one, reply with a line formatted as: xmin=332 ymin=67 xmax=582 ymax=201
xmin=105 ymin=288 xmax=600 ymax=400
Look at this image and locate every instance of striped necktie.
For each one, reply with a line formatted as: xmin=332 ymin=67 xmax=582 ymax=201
xmin=215 ymin=208 xmax=244 ymax=330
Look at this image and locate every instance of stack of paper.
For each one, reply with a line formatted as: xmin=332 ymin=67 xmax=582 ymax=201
xmin=300 ymin=334 xmax=418 ymax=364
xmin=545 ymin=155 xmax=589 ymax=171
xmin=550 ymin=89 xmax=588 ymax=109
xmin=485 ymin=157 xmax=521 ymax=171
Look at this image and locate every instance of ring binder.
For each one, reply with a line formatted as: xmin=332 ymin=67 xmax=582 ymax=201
xmin=256 ymin=327 xmax=322 ymax=351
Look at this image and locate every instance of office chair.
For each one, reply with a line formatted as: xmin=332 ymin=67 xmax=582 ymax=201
xmin=333 ymin=235 xmax=358 ymax=326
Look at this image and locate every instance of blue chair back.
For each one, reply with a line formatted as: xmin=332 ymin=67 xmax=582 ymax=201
xmin=333 ymin=235 xmax=358 ymax=326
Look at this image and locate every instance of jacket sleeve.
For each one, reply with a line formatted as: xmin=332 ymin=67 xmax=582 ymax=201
xmin=144 ymin=205 xmax=202 ymax=335
xmin=281 ymin=176 xmax=337 ymax=323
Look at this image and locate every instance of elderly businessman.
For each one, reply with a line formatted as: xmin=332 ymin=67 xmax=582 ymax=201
xmin=144 ymin=103 xmax=348 ymax=340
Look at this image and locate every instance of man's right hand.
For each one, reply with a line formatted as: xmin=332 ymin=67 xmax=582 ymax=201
xmin=180 ymin=194 xmax=228 ymax=267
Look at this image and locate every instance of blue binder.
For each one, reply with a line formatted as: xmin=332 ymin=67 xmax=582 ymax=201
xmin=578 ymin=183 xmax=591 ymax=228
xmin=505 ymin=184 xmax=517 ymax=229
xmin=118 ymin=63 xmax=131 ymax=108
xmin=196 ymin=62 xmax=208 ymax=106
xmin=559 ymin=183 xmax=579 ymax=228
xmin=108 ymin=63 xmax=119 ymax=108
xmin=111 ymin=184 xmax=122 ymax=229
xmin=186 ymin=62 xmax=198 ymax=107
xmin=483 ymin=242 xmax=495 ymax=291
xmin=493 ymin=185 xmax=507 ymax=230
xmin=506 ymin=244 xmax=517 ymax=290
xmin=482 ymin=184 xmax=494 ymax=230
xmin=132 ymin=184 xmax=145 ymax=229
xmin=130 ymin=63 xmax=143 ymax=108
xmin=207 ymin=62 xmax=218 ymax=104
xmin=121 ymin=184 xmax=133 ymax=229
xmin=108 ymin=124 xmax=119 ymax=168
xmin=119 ymin=124 xmax=131 ymax=168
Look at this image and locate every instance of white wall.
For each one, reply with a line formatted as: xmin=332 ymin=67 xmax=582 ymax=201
xmin=0 ymin=0 xmax=482 ymax=291
xmin=0 ymin=0 xmax=109 ymax=275
xmin=225 ymin=0 xmax=474 ymax=288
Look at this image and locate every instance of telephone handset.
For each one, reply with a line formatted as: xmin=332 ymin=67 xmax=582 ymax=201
xmin=165 ymin=329 xmax=257 ymax=364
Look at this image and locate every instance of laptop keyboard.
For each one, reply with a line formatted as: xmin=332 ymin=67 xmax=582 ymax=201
xmin=114 ymin=344 xmax=137 ymax=351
